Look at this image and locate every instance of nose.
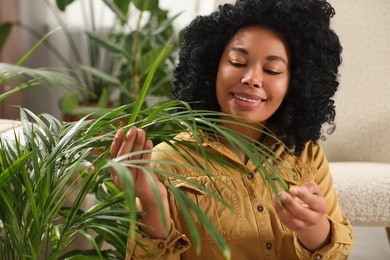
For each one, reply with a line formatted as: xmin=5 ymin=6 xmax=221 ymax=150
xmin=241 ymin=67 xmax=263 ymax=88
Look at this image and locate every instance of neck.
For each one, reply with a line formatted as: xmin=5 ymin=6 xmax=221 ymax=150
xmin=216 ymin=116 xmax=266 ymax=163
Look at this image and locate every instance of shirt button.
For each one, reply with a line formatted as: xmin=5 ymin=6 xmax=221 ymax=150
xmin=315 ymin=254 xmax=322 ymax=260
xmin=175 ymin=242 xmax=183 ymax=250
xmin=265 ymin=242 xmax=273 ymax=250
xmin=157 ymin=242 xmax=165 ymax=249
xmin=256 ymin=205 xmax=264 ymax=212
xmin=175 ymin=239 xmax=187 ymax=250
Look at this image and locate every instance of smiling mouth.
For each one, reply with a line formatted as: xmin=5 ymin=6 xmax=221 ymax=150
xmin=233 ymin=94 xmax=265 ymax=103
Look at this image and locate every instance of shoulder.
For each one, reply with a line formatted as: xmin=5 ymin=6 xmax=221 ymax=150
xmin=152 ymin=132 xmax=199 ymax=161
xmin=295 ymin=141 xmax=331 ymax=182
xmin=270 ymin=141 xmax=329 ymax=184
xmin=298 ymin=141 xmax=325 ymax=162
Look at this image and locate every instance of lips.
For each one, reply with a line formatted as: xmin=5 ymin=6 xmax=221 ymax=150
xmin=232 ymin=93 xmax=266 ymax=103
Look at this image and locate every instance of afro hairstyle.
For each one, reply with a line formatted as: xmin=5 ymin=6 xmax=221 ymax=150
xmin=172 ymin=0 xmax=342 ymax=155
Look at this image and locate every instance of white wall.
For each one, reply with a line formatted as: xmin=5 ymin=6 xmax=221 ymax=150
xmin=160 ymin=0 xmax=215 ymax=28
xmin=321 ymin=0 xmax=390 ymax=163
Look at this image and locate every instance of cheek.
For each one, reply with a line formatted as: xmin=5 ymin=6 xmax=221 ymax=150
xmin=215 ymin=77 xmax=224 ymax=107
xmin=216 ymin=66 xmax=242 ymax=91
xmin=215 ymin=67 xmax=231 ymax=98
xmin=215 ymin=84 xmax=227 ymax=111
xmin=273 ymin=79 xmax=289 ymax=100
xmin=216 ymin=66 xmax=229 ymax=86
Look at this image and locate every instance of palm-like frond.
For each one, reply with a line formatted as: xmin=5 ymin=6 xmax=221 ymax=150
xmin=0 ymin=101 xmax=293 ymax=259
xmin=0 ymin=63 xmax=84 ymax=103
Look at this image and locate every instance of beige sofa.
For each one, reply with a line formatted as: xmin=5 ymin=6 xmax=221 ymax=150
xmin=329 ymin=162 xmax=390 ymax=227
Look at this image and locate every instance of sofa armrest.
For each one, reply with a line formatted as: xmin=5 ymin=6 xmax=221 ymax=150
xmin=0 ymin=119 xmax=23 ymax=141
xmin=330 ymin=162 xmax=390 ymax=226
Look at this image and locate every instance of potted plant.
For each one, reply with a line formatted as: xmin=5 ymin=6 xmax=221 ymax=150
xmin=0 ymin=60 xmax=291 ymax=259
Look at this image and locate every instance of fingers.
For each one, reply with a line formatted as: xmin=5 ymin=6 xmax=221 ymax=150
xmin=274 ymin=191 xmax=316 ymax=229
xmin=117 ymin=127 xmax=138 ymax=157
xmin=289 ymin=182 xmax=327 ymax=214
xmin=110 ymin=129 xmax=125 ymax=188
xmin=273 ymin=182 xmax=328 ymax=230
xmin=141 ymin=139 xmax=153 ymax=165
xmin=114 ymin=127 xmax=151 ymax=160
xmin=109 ymin=127 xmax=153 ymax=189
xmin=277 ymin=191 xmax=309 ymax=216
xmin=273 ymin=194 xmax=307 ymax=228
xmin=110 ymin=129 xmax=124 ymax=159
xmin=131 ymin=128 xmax=147 ymax=161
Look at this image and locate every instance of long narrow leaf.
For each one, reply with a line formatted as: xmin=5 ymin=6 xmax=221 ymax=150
xmin=0 ymin=151 xmax=32 ymax=187
xmin=16 ymin=27 xmax=63 ymax=66
xmin=127 ymin=38 xmax=172 ymax=126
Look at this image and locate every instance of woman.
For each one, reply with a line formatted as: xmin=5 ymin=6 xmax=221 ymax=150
xmin=110 ymin=0 xmax=354 ymax=259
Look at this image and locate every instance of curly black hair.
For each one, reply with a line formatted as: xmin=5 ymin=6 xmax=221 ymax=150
xmin=172 ymin=0 xmax=342 ymax=155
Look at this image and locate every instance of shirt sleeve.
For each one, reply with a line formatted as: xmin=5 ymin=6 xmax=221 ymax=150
xmin=293 ymin=142 xmax=354 ymax=259
xmin=125 ymin=219 xmax=191 ymax=260
xmin=293 ymin=216 xmax=354 ymax=259
xmin=125 ymin=142 xmax=192 ymax=259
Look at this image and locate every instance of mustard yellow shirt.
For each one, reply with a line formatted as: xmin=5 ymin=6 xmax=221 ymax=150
xmin=126 ymin=132 xmax=354 ymax=259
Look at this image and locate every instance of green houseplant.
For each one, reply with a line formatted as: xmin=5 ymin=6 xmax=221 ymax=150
xmin=0 ymin=32 xmax=291 ymax=260
xmin=0 ymin=74 xmax=291 ymax=260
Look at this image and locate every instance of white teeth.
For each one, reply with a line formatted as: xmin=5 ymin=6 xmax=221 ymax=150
xmin=234 ymin=94 xmax=263 ymax=103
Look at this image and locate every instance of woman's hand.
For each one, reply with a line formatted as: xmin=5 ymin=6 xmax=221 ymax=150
xmin=273 ymin=182 xmax=331 ymax=251
xmin=110 ymin=126 xmax=170 ymax=238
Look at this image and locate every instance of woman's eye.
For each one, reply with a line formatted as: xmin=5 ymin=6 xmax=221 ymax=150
xmin=229 ymin=61 xmax=246 ymax=67
xmin=264 ymin=69 xmax=281 ymax=75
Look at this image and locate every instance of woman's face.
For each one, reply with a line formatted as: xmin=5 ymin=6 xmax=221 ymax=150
xmin=216 ymin=26 xmax=290 ymax=124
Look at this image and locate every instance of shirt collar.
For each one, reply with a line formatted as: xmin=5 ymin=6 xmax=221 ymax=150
xmin=173 ymin=125 xmax=282 ymax=170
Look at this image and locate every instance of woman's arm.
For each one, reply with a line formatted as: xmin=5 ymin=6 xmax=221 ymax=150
xmin=273 ymin=142 xmax=354 ymax=259
xmin=110 ymin=127 xmax=171 ymax=238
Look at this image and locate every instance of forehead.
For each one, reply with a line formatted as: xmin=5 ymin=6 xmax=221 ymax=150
xmin=225 ymin=26 xmax=290 ymax=59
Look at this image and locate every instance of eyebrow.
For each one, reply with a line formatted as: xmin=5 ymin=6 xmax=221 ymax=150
xmin=267 ymin=55 xmax=288 ymax=64
xmin=230 ymin=47 xmax=249 ymax=55
xmin=229 ymin=47 xmax=288 ymax=64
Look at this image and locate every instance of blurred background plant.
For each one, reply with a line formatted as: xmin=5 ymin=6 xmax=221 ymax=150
xmin=0 ymin=0 xmax=181 ymax=120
